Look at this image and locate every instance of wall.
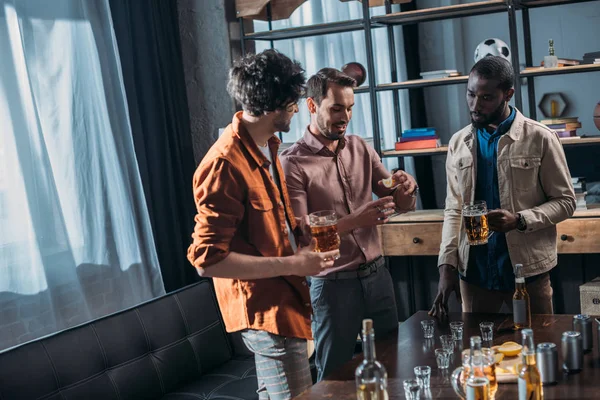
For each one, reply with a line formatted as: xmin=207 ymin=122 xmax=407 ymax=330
xmin=418 ymin=0 xmax=600 ymax=208
xmin=176 ymin=0 xmax=237 ymax=163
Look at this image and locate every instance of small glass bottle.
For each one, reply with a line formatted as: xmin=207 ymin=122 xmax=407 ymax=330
xmin=355 ymin=319 xmax=388 ymax=400
xmin=466 ymin=336 xmax=490 ymax=400
xmin=544 ymin=39 xmax=558 ymax=68
xmin=518 ymin=329 xmax=544 ymax=400
xmin=513 ymin=264 xmax=532 ymax=329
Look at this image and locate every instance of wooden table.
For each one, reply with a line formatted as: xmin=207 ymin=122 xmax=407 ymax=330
xmin=296 ymin=311 xmax=600 ymax=399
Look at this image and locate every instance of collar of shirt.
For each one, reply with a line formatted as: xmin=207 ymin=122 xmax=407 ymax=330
xmin=232 ymin=111 xmax=281 ymax=168
xmin=478 ymin=106 xmax=516 ymax=140
xmin=302 ymin=126 xmax=346 ymax=155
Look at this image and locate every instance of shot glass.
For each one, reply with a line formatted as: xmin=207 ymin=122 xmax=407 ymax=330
xmin=450 ymin=321 xmax=464 ymax=341
xmin=421 ymin=319 xmax=435 ymax=339
xmin=403 ymin=379 xmax=420 ymax=400
xmin=414 ymin=365 xmax=432 ymax=389
xmin=440 ymin=334 xmax=454 ymax=352
xmin=479 ymin=321 xmax=495 ymax=342
xmin=435 ymin=348 xmax=451 ymax=369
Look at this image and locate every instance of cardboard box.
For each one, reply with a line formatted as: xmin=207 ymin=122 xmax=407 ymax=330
xmin=579 ymin=277 xmax=600 ymax=316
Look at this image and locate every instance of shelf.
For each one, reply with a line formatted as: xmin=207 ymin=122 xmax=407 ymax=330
xmin=521 ymin=64 xmax=600 ymax=78
xmin=382 ymin=146 xmax=449 ymax=157
xmin=381 ymin=137 xmax=600 ymax=158
xmin=378 ymin=75 xmax=469 ymax=91
xmin=243 ymin=19 xmax=364 ymax=41
xmin=519 ymin=0 xmax=600 ymax=9
xmin=560 ymin=137 xmax=600 ymax=147
xmin=372 ymin=0 xmax=506 ymax=26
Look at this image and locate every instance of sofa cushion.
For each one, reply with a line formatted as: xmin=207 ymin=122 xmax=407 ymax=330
xmin=161 ymin=356 xmax=257 ymax=400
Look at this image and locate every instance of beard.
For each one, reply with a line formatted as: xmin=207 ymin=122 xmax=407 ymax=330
xmin=273 ymin=113 xmax=292 ymax=133
xmin=471 ymin=101 xmax=507 ymax=130
xmin=316 ymin=112 xmax=346 ymax=141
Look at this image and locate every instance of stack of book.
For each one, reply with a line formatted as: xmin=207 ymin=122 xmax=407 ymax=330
xmin=540 ymin=117 xmax=581 ymax=138
xmin=540 ymin=58 xmax=580 ymax=67
xmin=572 ymin=177 xmax=587 ymax=210
xmin=395 ymin=128 xmax=441 ymax=151
xmin=582 ymin=51 xmax=600 ymax=65
xmin=419 ymin=70 xmax=460 ymax=80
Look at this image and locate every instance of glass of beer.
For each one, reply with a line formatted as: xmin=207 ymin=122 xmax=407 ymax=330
xmin=462 ymin=201 xmax=494 ymax=246
xmin=309 ymin=210 xmax=341 ymax=259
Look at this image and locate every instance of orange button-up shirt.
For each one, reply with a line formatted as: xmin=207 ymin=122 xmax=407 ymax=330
xmin=187 ymin=112 xmax=312 ymax=340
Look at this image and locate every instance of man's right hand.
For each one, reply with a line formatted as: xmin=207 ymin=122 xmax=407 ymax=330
xmin=338 ymin=197 xmax=396 ymax=234
xmin=289 ymin=238 xmax=339 ymax=277
xmin=429 ymin=264 xmax=461 ymax=320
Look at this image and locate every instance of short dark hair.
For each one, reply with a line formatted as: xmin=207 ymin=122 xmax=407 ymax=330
xmin=470 ymin=56 xmax=515 ymax=91
xmin=227 ymin=49 xmax=306 ymax=116
xmin=306 ymin=68 xmax=356 ymax=105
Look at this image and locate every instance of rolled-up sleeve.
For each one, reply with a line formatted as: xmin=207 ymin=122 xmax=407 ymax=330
xmin=187 ymin=158 xmax=245 ymax=270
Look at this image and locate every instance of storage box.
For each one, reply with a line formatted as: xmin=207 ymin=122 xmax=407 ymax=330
xmin=579 ymin=277 xmax=600 ymax=315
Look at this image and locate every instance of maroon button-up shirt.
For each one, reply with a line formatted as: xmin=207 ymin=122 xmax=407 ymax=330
xmin=280 ymin=129 xmax=415 ymax=275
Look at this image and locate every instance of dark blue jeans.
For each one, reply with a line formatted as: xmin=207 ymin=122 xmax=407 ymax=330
xmin=309 ymin=264 xmax=398 ymax=381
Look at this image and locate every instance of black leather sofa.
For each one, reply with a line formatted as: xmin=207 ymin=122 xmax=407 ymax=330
xmin=0 ymin=280 xmax=259 ymax=400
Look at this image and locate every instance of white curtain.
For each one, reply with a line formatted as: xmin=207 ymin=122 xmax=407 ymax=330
xmin=254 ymin=0 xmax=421 ymax=207
xmin=0 ymin=0 xmax=164 ymax=351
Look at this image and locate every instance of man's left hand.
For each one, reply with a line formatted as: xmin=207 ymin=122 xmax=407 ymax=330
xmin=379 ymin=170 xmax=417 ymax=196
xmin=487 ymin=209 xmax=518 ymax=232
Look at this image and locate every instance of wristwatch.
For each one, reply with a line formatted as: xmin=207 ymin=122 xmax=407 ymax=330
xmin=516 ymin=213 xmax=527 ymax=232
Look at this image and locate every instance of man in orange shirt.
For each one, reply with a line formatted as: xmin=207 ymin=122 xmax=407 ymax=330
xmin=187 ymin=50 xmax=339 ymax=400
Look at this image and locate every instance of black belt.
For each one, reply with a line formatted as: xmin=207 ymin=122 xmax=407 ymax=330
xmin=315 ymin=256 xmax=385 ymax=280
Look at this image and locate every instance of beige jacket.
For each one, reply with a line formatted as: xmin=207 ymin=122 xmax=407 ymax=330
xmin=438 ymin=109 xmax=576 ymax=278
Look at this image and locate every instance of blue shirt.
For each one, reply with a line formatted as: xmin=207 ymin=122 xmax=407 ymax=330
xmin=462 ymin=107 xmax=516 ymax=291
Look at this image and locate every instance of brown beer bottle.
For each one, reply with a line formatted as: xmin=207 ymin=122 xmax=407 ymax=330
xmin=513 ymin=264 xmax=531 ymax=330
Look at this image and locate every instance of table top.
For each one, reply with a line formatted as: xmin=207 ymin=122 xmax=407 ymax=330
xmin=296 ymin=311 xmax=600 ymax=399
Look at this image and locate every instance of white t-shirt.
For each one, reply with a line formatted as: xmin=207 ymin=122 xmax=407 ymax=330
xmin=259 ymin=145 xmax=297 ymax=253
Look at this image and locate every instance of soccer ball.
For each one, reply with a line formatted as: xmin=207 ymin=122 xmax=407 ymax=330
xmin=474 ymin=38 xmax=511 ymax=63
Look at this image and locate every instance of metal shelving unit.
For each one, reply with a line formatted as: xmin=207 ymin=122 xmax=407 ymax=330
xmin=239 ymin=0 xmax=600 ymax=158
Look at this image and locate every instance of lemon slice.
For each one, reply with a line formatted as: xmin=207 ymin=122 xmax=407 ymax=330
xmin=494 ymin=352 xmax=505 ymax=364
xmin=497 ymin=342 xmax=523 ymax=357
xmin=382 ymin=177 xmax=395 ymax=188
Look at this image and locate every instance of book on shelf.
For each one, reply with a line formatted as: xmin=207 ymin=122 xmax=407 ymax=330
xmin=540 ymin=58 xmax=581 ymax=67
xmin=419 ymin=69 xmax=460 ymax=79
xmin=582 ymin=51 xmax=600 ymax=64
xmin=546 ymin=122 xmax=582 ymax=130
xmin=540 ymin=117 xmax=579 ymax=125
xmin=394 ymin=137 xmax=441 ymax=151
xmin=401 ymin=128 xmax=436 ymax=138
xmin=556 ymin=130 xmax=578 ymax=138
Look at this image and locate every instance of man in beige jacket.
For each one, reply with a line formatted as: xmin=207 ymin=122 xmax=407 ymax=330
xmin=429 ymin=56 xmax=575 ymax=319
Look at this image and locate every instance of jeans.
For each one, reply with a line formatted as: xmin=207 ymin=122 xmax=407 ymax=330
xmin=241 ymin=329 xmax=312 ymax=399
xmin=309 ymin=263 xmax=398 ymax=381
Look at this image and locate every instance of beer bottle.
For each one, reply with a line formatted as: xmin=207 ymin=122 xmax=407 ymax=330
xmin=466 ymin=336 xmax=490 ymax=400
xmin=513 ymin=264 xmax=531 ymax=329
xmin=355 ymin=319 xmax=388 ymax=400
xmin=518 ymin=329 xmax=543 ymax=399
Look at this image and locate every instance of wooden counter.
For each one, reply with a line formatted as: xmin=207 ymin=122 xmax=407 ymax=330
xmin=379 ymin=209 xmax=600 ymax=256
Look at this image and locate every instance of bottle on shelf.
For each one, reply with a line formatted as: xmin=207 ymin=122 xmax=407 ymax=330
xmin=518 ymin=329 xmax=544 ymax=400
xmin=544 ymin=39 xmax=559 ymax=68
xmin=355 ymin=319 xmax=388 ymax=400
xmin=466 ymin=336 xmax=490 ymax=400
xmin=513 ymin=263 xmax=532 ymax=330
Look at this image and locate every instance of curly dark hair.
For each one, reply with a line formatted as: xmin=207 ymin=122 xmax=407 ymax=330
xmin=227 ymin=49 xmax=306 ymax=116
xmin=470 ymin=56 xmax=514 ymax=91
xmin=306 ymin=68 xmax=356 ymax=106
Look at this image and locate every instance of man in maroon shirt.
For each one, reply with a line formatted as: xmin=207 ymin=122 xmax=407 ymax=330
xmin=280 ymin=68 xmax=418 ymax=381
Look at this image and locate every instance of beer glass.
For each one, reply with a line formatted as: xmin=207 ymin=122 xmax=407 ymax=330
xmin=462 ymin=201 xmax=494 ymax=246
xmin=309 ymin=210 xmax=341 ymax=259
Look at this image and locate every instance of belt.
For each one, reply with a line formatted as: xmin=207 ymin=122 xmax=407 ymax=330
xmin=315 ymin=256 xmax=385 ymax=280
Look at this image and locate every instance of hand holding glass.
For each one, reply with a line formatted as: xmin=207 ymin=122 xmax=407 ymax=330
xmin=462 ymin=201 xmax=494 ymax=245
xmin=309 ymin=210 xmax=341 ymax=259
